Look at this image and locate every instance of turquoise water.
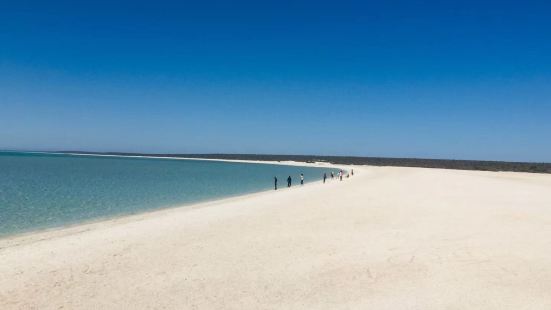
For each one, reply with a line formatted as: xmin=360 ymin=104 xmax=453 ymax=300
xmin=0 ymin=152 xmax=337 ymax=237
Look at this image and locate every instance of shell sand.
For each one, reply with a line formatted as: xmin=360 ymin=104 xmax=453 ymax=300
xmin=1 ymin=163 xmax=551 ymax=309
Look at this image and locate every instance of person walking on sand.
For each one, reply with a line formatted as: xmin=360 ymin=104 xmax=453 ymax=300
xmin=300 ymin=173 xmax=304 ymax=185
xmin=287 ymin=175 xmax=292 ymax=187
xmin=274 ymin=176 xmax=278 ymax=190
xmin=339 ymin=170 xmax=343 ymax=181
xmin=351 ymin=169 xmax=354 ymax=176
xmin=323 ymin=173 xmax=327 ymax=183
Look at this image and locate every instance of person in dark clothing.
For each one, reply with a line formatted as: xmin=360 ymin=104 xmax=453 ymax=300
xmin=287 ymin=175 xmax=292 ymax=187
xmin=331 ymin=171 xmax=334 ymax=179
xmin=274 ymin=176 xmax=278 ymax=190
xmin=323 ymin=173 xmax=327 ymax=183
xmin=351 ymin=169 xmax=354 ymax=176
xmin=300 ymin=173 xmax=304 ymax=185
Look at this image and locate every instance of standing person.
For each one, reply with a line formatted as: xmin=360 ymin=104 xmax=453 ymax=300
xmin=300 ymin=173 xmax=304 ymax=185
xmin=331 ymin=171 xmax=334 ymax=180
xmin=274 ymin=176 xmax=278 ymax=190
xmin=351 ymin=169 xmax=354 ymax=176
xmin=339 ymin=170 xmax=343 ymax=181
xmin=323 ymin=173 xmax=327 ymax=183
xmin=287 ymin=175 xmax=292 ymax=187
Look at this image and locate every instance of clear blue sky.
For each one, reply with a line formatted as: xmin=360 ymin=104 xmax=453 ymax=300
xmin=1 ymin=1 xmax=550 ymax=162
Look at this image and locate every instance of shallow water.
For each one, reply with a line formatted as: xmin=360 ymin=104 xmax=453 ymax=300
xmin=0 ymin=152 xmax=337 ymax=237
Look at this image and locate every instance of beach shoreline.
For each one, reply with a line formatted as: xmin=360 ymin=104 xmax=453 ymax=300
xmin=0 ymin=157 xmax=345 ymax=247
xmin=2 ymin=164 xmax=551 ymax=309
xmin=0 ymin=161 xmax=342 ymax=248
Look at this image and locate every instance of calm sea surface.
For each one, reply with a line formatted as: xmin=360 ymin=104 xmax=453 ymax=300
xmin=0 ymin=152 xmax=337 ymax=237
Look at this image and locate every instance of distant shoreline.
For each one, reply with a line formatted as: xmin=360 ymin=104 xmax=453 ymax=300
xmin=2 ymin=150 xmax=549 ymax=173
xmin=30 ymin=150 xmax=551 ymax=174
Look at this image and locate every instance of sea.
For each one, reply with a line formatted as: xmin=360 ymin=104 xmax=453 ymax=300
xmin=0 ymin=151 xmax=338 ymax=237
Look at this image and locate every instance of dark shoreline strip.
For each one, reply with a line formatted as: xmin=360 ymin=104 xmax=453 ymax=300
xmin=51 ymin=152 xmax=551 ymax=174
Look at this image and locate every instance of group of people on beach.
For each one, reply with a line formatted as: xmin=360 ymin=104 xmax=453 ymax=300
xmin=274 ymin=169 xmax=354 ymax=190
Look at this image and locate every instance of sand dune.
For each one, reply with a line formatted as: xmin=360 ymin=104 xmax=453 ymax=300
xmin=1 ymin=165 xmax=551 ymax=309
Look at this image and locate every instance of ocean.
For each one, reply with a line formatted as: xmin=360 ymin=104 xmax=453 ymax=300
xmin=0 ymin=152 xmax=338 ymax=237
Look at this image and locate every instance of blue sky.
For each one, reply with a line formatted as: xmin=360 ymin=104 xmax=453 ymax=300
xmin=1 ymin=1 xmax=550 ymax=162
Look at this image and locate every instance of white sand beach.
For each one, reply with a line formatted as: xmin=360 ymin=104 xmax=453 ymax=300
xmin=1 ymin=164 xmax=551 ymax=309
